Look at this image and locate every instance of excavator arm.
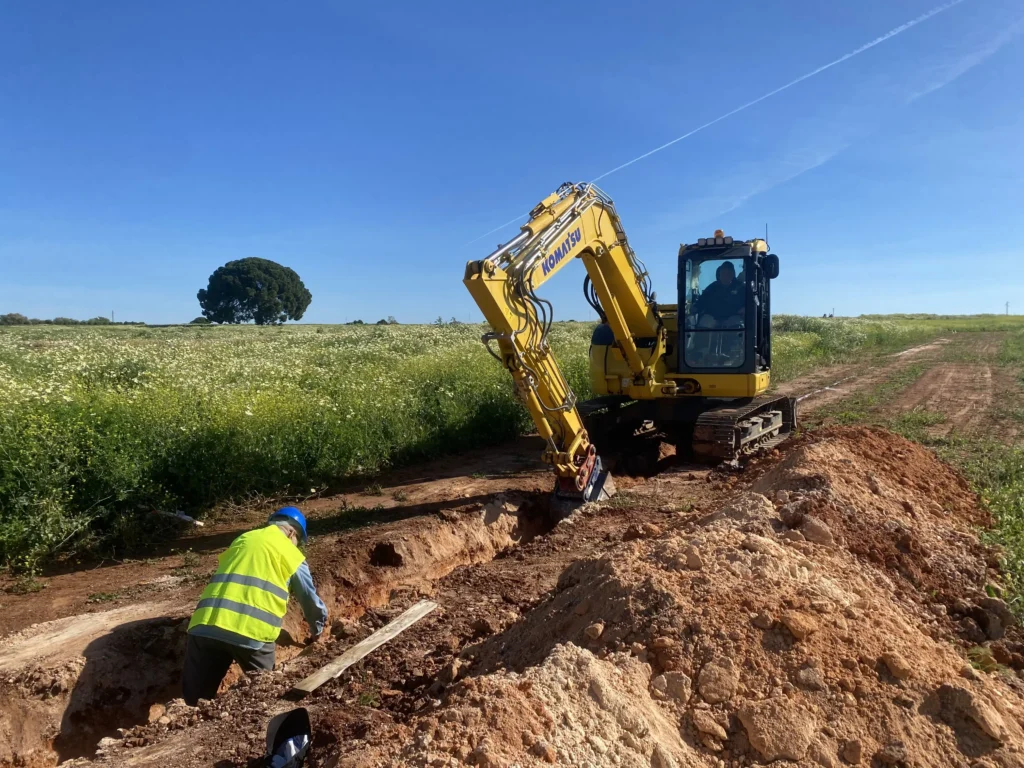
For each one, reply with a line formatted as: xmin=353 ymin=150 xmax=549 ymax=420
xmin=464 ymin=182 xmax=661 ymax=501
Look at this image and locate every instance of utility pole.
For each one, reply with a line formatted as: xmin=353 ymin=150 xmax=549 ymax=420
xmin=1007 ymin=301 xmax=1010 ymax=316
xmin=111 ymin=310 xmax=115 ymax=323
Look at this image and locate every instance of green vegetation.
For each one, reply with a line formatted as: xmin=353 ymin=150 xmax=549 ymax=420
xmin=0 ymin=323 xmax=535 ymax=569
xmin=0 ymin=313 xmax=143 ymax=326
xmin=888 ymin=409 xmax=947 ymax=442
xmin=770 ymin=315 xmax=1024 ymax=381
xmin=168 ymin=549 xmax=208 ymax=584
xmin=771 ymin=317 xmax=935 ymax=381
xmin=998 ymin=330 xmax=1024 ymax=367
xmin=2 ymin=316 xmax=1022 ymax=570
xmin=356 ymin=681 xmax=382 ymax=708
xmin=173 ymin=550 xmax=201 ymax=575
xmin=967 ymin=644 xmax=1009 ymax=675
xmin=4 ymin=573 xmax=47 ymax=594
xmin=857 ymin=314 xmax=1024 ymax=332
xmin=941 ymin=439 xmax=1024 ymax=609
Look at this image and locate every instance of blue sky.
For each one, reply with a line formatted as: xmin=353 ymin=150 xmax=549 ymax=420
xmin=1 ymin=0 xmax=1022 ymax=324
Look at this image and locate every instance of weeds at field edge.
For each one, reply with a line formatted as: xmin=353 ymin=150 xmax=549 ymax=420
xmin=2 ymin=317 xmax=1023 ymax=571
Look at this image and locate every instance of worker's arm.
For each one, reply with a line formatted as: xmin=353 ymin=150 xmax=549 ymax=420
xmin=289 ymin=561 xmax=328 ymax=638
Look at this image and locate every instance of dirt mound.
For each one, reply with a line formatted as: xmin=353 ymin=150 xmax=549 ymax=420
xmin=361 ymin=429 xmax=1024 ymax=767
xmin=24 ymin=428 xmax=1024 ymax=768
xmin=388 ymin=643 xmax=696 ymax=767
xmin=752 ymin=427 xmax=1001 ymax=643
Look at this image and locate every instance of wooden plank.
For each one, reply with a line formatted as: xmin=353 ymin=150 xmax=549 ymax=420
xmin=287 ymin=600 xmax=438 ymax=698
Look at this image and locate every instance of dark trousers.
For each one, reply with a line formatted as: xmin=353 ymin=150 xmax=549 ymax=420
xmin=182 ymin=634 xmax=276 ymax=705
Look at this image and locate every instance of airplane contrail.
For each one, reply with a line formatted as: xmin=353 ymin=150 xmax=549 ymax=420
xmin=591 ymin=0 xmax=968 ymax=182
xmin=466 ymin=0 xmax=969 ymax=246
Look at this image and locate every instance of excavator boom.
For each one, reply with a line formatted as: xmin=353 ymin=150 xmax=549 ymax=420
xmin=464 ymin=183 xmax=655 ymax=501
xmin=464 ymin=182 xmax=795 ymax=501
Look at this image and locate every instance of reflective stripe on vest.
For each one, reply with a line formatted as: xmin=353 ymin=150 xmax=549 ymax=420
xmin=208 ymin=573 xmax=289 ymax=601
xmin=188 ymin=525 xmax=306 ymax=643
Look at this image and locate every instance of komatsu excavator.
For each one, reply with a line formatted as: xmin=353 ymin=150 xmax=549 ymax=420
xmin=464 ymin=182 xmax=796 ymax=504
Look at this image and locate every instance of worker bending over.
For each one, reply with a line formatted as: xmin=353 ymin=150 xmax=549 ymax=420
xmin=182 ymin=506 xmax=328 ymax=705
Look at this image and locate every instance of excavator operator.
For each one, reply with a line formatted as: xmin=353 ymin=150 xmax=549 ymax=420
xmin=696 ymin=261 xmax=744 ymax=328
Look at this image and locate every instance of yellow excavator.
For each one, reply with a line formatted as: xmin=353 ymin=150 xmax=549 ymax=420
xmin=464 ymin=182 xmax=796 ymax=503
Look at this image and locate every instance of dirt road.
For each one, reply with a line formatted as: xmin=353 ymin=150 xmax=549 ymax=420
xmin=2 ymin=332 xmax=1021 ymax=767
xmin=883 ymin=336 xmax=1020 ymax=442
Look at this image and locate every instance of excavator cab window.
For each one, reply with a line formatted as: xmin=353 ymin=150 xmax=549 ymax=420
xmin=683 ymin=254 xmax=747 ymax=369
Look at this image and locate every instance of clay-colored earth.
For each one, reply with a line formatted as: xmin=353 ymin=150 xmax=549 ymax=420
xmin=2 ymin=331 xmax=1022 ymax=768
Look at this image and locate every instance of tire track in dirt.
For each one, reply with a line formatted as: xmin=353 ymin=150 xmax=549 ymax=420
xmin=890 ymin=363 xmax=994 ymax=436
xmin=875 ymin=332 xmax=1021 ymax=442
xmin=776 ymin=338 xmax=950 ymax=416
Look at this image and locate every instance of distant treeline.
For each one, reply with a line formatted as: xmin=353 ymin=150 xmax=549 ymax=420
xmin=0 ymin=313 xmax=144 ymax=326
xmin=858 ymin=313 xmax=1021 ymax=320
xmin=347 ymin=316 xmax=399 ymax=326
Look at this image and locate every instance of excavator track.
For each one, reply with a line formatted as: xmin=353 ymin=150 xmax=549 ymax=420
xmin=691 ymin=394 xmax=797 ymax=461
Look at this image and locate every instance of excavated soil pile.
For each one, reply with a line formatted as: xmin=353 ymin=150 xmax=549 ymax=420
xmin=342 ymin=428 xmax=1024 ymax=767
xmin=38 ymin=428 xmax=1024 ymax=767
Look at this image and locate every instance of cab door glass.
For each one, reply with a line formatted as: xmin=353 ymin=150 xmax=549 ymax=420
xmin=684 ymin=258 xmax=746 ymax=368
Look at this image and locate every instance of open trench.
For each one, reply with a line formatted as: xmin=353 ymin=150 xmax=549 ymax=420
xmin=0 ymin=380 xmax=840 ymax=768
xmin=0 ymin=492 xmax=555 ymax=767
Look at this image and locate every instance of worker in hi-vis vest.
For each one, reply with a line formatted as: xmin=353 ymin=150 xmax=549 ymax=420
xmin=182 ymin=506 xmax=328 ymax=705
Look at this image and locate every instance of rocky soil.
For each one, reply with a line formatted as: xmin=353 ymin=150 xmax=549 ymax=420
xmin=21 ymin=426 xmax=1021 ymax=768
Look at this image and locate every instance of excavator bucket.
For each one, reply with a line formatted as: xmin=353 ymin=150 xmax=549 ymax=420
xmin=582 ymin=458 xmax=616 ymax=503
xmin=551 ymin=456 xmax=616 ymax=518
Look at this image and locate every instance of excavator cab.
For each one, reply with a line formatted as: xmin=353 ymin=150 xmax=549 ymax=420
xmin=678 ymin=232 xmax=778 ymax=376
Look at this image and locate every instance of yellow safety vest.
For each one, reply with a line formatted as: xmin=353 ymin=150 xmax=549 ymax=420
xmin=188 ymin=525 xmax=306 ymax=643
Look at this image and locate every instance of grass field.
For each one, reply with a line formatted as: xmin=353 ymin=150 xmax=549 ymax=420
xmin=1 ymin=314 xmax=1021 ymax=570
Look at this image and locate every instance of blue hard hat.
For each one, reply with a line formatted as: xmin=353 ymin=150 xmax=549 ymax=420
xmin=268 ymin=506 xmax=308 ymax=543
